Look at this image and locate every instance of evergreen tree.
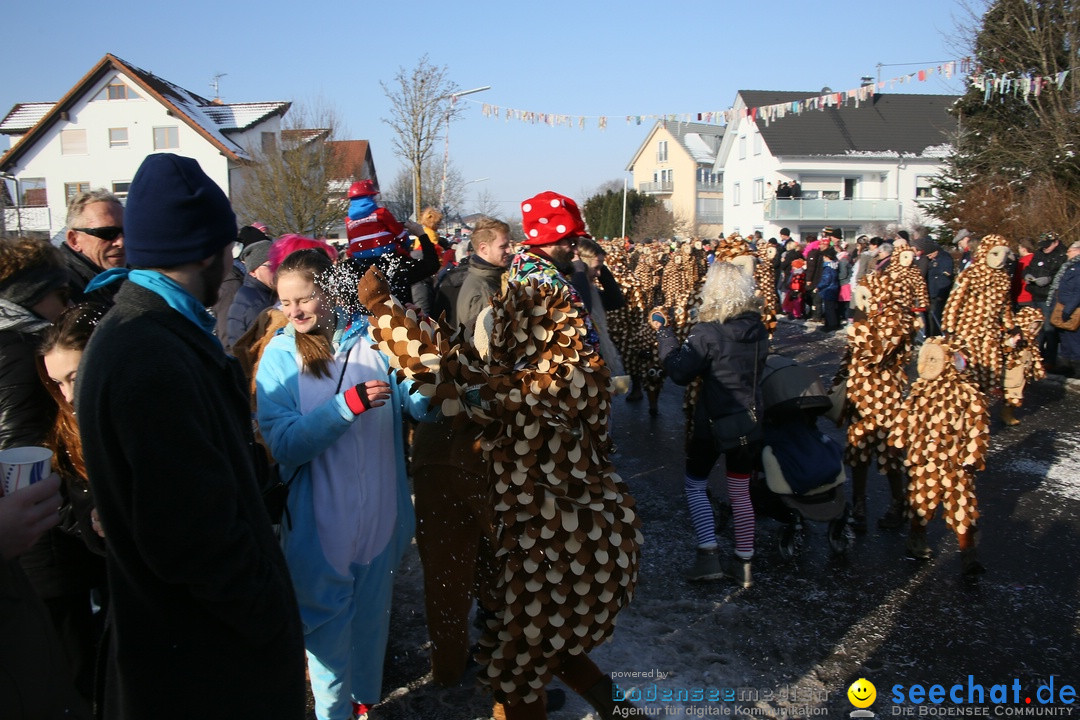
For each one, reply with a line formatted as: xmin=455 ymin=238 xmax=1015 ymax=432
xmin=581 ymin=187 xmax=660 ymax=239
xmin=931 ymin=0 xmax=1080 ymax=239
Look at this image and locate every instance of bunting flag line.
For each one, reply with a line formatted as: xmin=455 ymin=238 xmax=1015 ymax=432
xmin=472 ymin=58 xmax=1076 ymax=132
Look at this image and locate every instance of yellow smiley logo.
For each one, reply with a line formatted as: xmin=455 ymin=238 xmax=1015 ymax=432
xmin=848 ymin=678 xmax=876 ymax=708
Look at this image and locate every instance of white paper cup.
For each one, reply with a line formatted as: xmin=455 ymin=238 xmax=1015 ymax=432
xmin=610 ymin=375 xmax=632 ymax=396
xmin=0 ymin=446 xmax=53 ymax=496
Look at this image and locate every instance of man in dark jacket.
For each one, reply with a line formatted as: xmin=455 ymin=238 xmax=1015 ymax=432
xmin=1027 ymin=234 xmax=1069 ymax=366
xmin=75 ymin=154 xmax=305 ymax=720
xmin=213 ymin=224 xmax=268 ymax=345
xmin=457 ymin=217 xmax=513 ymax=340
xmin=916 ymin=238 xmax=954 ymax=336
xmin=62 ymin=190 xmax=126 ymax=305
xmin=224 ymin=240 xmax=274 ymax=353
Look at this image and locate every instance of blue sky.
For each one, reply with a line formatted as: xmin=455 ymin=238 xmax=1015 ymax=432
xmin=2 ymin=0 xmax=976 ymax=220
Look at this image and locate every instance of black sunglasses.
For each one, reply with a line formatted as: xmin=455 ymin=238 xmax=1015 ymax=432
xmin=74 ymin=226 xmax=124 ymax=241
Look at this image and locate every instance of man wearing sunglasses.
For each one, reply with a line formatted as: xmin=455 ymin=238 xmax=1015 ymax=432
xmin=63 ymin=190 xmax=126 ymax=304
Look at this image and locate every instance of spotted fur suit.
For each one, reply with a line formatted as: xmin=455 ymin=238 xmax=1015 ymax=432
xmin=357 ymin=268 xmax=641 ymax=709
xmin=942 ymin=236 xmax=1017 ymax=395
xmin=841 ymin=273 xmax=914 ymax=474
xmin=886 ymin=261 xmax=930 ymax=316
xmin=888 ymin=338 xmax=989 ymax=535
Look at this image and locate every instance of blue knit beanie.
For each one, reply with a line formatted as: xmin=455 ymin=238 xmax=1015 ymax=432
xmin=124 ymin=153 xmax=237 ymax=268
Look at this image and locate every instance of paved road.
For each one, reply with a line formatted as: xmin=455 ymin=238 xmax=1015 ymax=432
xmin=373 ymin=319 xmax=1080 ymax=719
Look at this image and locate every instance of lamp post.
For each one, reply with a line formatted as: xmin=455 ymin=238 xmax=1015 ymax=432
xmin=440 ymin=85 xmax=490 ymax=212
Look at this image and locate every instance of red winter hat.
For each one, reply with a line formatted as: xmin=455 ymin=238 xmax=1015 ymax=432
xmin=520 ymin=191 xmax=590 ymax=246
xmin=348 ymin=180 xmax=378 ymax=198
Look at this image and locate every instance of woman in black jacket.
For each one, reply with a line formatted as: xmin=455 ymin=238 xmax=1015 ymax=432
xmin=651 ymin=262 xmax=769 ymax=588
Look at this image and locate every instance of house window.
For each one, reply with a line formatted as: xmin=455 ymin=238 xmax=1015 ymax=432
xmin=65 ymin=182 xmax=90 ymax=202
xmin=261 ymin=132 xmax=277 ymax=153
xmin=109 ymin=127 xmax=129 ymax=148
xmin=657 ymin=140 xmax=668 ymax=163
xmin=753 ymin=179 xmax=764 ymax=203
xmin=154 ymin=126 xmax=179 ymax=150
xmin=738 ymin=136 xmax=746 ymax=160
xmin=753 ymin=133 xmax=762 ymax=156
xmin=107 ymin=81 xmax=131 ymax=100
xmin=20 ymin=178 xmax=46 ymax=207
xmin=733 ymin=182 xmax=741 ymax=206
xmin=915 ymin=176 xmax=935 ymax=199
xmin=61 ymin=129 xmax=87 ymax=155
xmin=112 ymin=182 xmax=131 ymax=200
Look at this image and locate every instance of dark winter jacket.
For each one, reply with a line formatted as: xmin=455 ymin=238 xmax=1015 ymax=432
xmin=457 ymin=256 xmax=506 ymax=340
xmin=59 ymin=243 xmax=119 ymax=306
xmin=225 ymin=273 xmax=275 ymax=353
xmin=431 ymin=257 xmax=470 ymax=327
xmin=212 ymin=258 xmax=245 ymax=345
xmin=805 ymin=246 xmax=824 ymax=288
xmin=1053 ymin=257 xmax=1080 ymax=362
xmin=0 ymin=300 xmax=102 ymax=598
xmin=816 ymin=260 xmax=840 ymax=302
xmin=657 ymin=312 xmax=768 ymax=438
xmin=926 ymin=251 xmax=955 ymax=300
xmin=1028 ymin=244 xmax=1068 ymax=305
xmin=571 ymin=262 xmax=626 ymax=315
xmin=75 ymin=282 xmax=306 ymax=720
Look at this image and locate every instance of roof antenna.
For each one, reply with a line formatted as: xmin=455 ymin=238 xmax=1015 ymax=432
xmin=210 ymin=72 xmax=228 ymax=103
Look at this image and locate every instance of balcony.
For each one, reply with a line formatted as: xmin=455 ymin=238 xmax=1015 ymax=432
xmin=697 ymin=212 xmax=724 ymax=225
xmin=639 ymin=181 xmax=673 ymax=195
xmin=1 ymin=205 xmax=54 ymax=236
xmin=765 ymin=198 xmax=902 ymax=223
xmin=696 ymin=182 xmax=723 ymax=194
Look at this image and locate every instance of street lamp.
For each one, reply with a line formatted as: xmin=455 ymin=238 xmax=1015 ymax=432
xmin=440 ymin=85 xmax=490 ymax=211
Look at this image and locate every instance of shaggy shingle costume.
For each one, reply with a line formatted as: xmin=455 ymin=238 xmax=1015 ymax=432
xmin=356 ymin=267 xmax=642 ymax=719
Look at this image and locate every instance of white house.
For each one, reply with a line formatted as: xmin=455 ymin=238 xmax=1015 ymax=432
xmin=0 ymin=53 xmax=290 ymax=238
xmin=716 ymin=90 xmax=958 ymax=241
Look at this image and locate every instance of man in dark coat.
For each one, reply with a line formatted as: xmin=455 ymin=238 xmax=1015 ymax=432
xmin=916 ymin=238 xmax=954 ymax=336
xmin=62 ymin=190 xmax=126 ymax=305
xmin=75 ymin=154 xmax=305 ymax=720
xmin=224 ymin=240 xmax=275 ymax=353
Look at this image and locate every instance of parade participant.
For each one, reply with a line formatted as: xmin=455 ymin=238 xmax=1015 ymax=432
xmin=510 ymin=191 xmax=599 ymax=350
xmin=914 ymin=238 xmax=953 ymax=336
xmin=344 ymin=180 xmax=438 ymax=305
xmin=574 ymin=237 xmax=627 ymax=376
xmin=256 ymin=248 xmax=432 ymax=720
xmin=413 ymin=215 xmax=512 ymax=688
xmin=837 ymin=272 xmax=915 ymax=532
xmin=652 ymin=262 xmax=769 ymax=587
xmin=889 ymin=337 xmax=989 ymax=578
xmin=62 ymin=190 xmax=125 ymax=304
xmin=358 ymin=263 xmax=644 ymax=720
xmin=213 ymin=224 xmax=269 ymax=344
xmin=76 ymin=153 xmax=306 ymax=720
xmin=942 ymin=235 xmax=1024 ymax=425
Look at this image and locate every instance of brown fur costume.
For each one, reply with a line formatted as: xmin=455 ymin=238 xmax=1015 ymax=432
xmin=1003 ymin=305 xmax=1046 ymax=408
xmin=942 ymin=235 xmax=1018 ymax=395
xmin=356 ymin=268 xmax=641 ymax=712
xmin=839 ymin=272 xmax=914 ymax=474
xmin=888 ymin=338 xmax=989 ymax=536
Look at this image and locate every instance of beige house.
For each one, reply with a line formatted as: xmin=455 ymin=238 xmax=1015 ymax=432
xmin=625 ymin=120 xmax=724 ymax=238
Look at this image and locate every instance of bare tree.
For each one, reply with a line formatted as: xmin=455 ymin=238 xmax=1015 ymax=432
xmin=473 ymin=189 xmax=505 ymax=220
xmin=380 ymin=55 xmax=462 ymax=221
xmin=233 ymin=101 xmax=352 ymax=237
xmin=381 ymin=162 xmax=467 ymax=224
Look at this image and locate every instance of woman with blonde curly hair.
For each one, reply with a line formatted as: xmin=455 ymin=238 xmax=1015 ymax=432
xmin=651 ymin=262 xmax=768 ymax=587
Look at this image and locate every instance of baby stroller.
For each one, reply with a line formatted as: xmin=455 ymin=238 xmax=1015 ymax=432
xmin=712 ymin=354 xmax=852 ymax=559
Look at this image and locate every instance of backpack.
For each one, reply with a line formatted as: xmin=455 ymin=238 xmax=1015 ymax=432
xmin=431 ymin=262 xmax=470 ymax=327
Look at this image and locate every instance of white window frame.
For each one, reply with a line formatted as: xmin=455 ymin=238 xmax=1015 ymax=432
xmin=753 ymin=133 xmax=763 ymax=156
xmin=753 ymin=178 xmax=764 ymax=203
xmin=733 ymin=182 xmax=741 ymax=206
xmin=738 ymin=136 xmax=747 ymax=160
xmin=153 ymin=126 xmax=179 ymax=150
xmin=915 ymin=175 xmax=936 ymax=199
xmin=109 ymin=127 xmax=129 ymax=148
xmin=65 ymin=181 xmax=90 ymax=202
xmin=112 ymin=181 xmax=131 ymax=200
xmin=657 ymin=140 xmax=668 ymax=163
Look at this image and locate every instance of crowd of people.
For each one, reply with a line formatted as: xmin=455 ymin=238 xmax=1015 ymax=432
xmin=1 ymin=151 xmax=1079 ymax=720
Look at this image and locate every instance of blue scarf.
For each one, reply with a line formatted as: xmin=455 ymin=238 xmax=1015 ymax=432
xmin=85 ymin=268 xmax=219 ymax=340
xmin=348 ymin=196 xmax=377 ymax=221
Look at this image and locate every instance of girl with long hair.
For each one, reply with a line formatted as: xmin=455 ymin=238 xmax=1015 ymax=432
xmin=255 ymin=248 xmax=432 ymax=720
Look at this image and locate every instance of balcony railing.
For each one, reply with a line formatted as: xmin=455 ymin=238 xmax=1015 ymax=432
xmin=765 ymin=198 xmax=902 ymax=222
xmin=639 ymin=181 xmax=673 ymax=194
xmin=697 ymin=212 xmax=724 ymax=225
xmin=1 ymin=206 xmax=54 ymax=236
xmin=697 ymin=182 xmax=723 ymax=194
